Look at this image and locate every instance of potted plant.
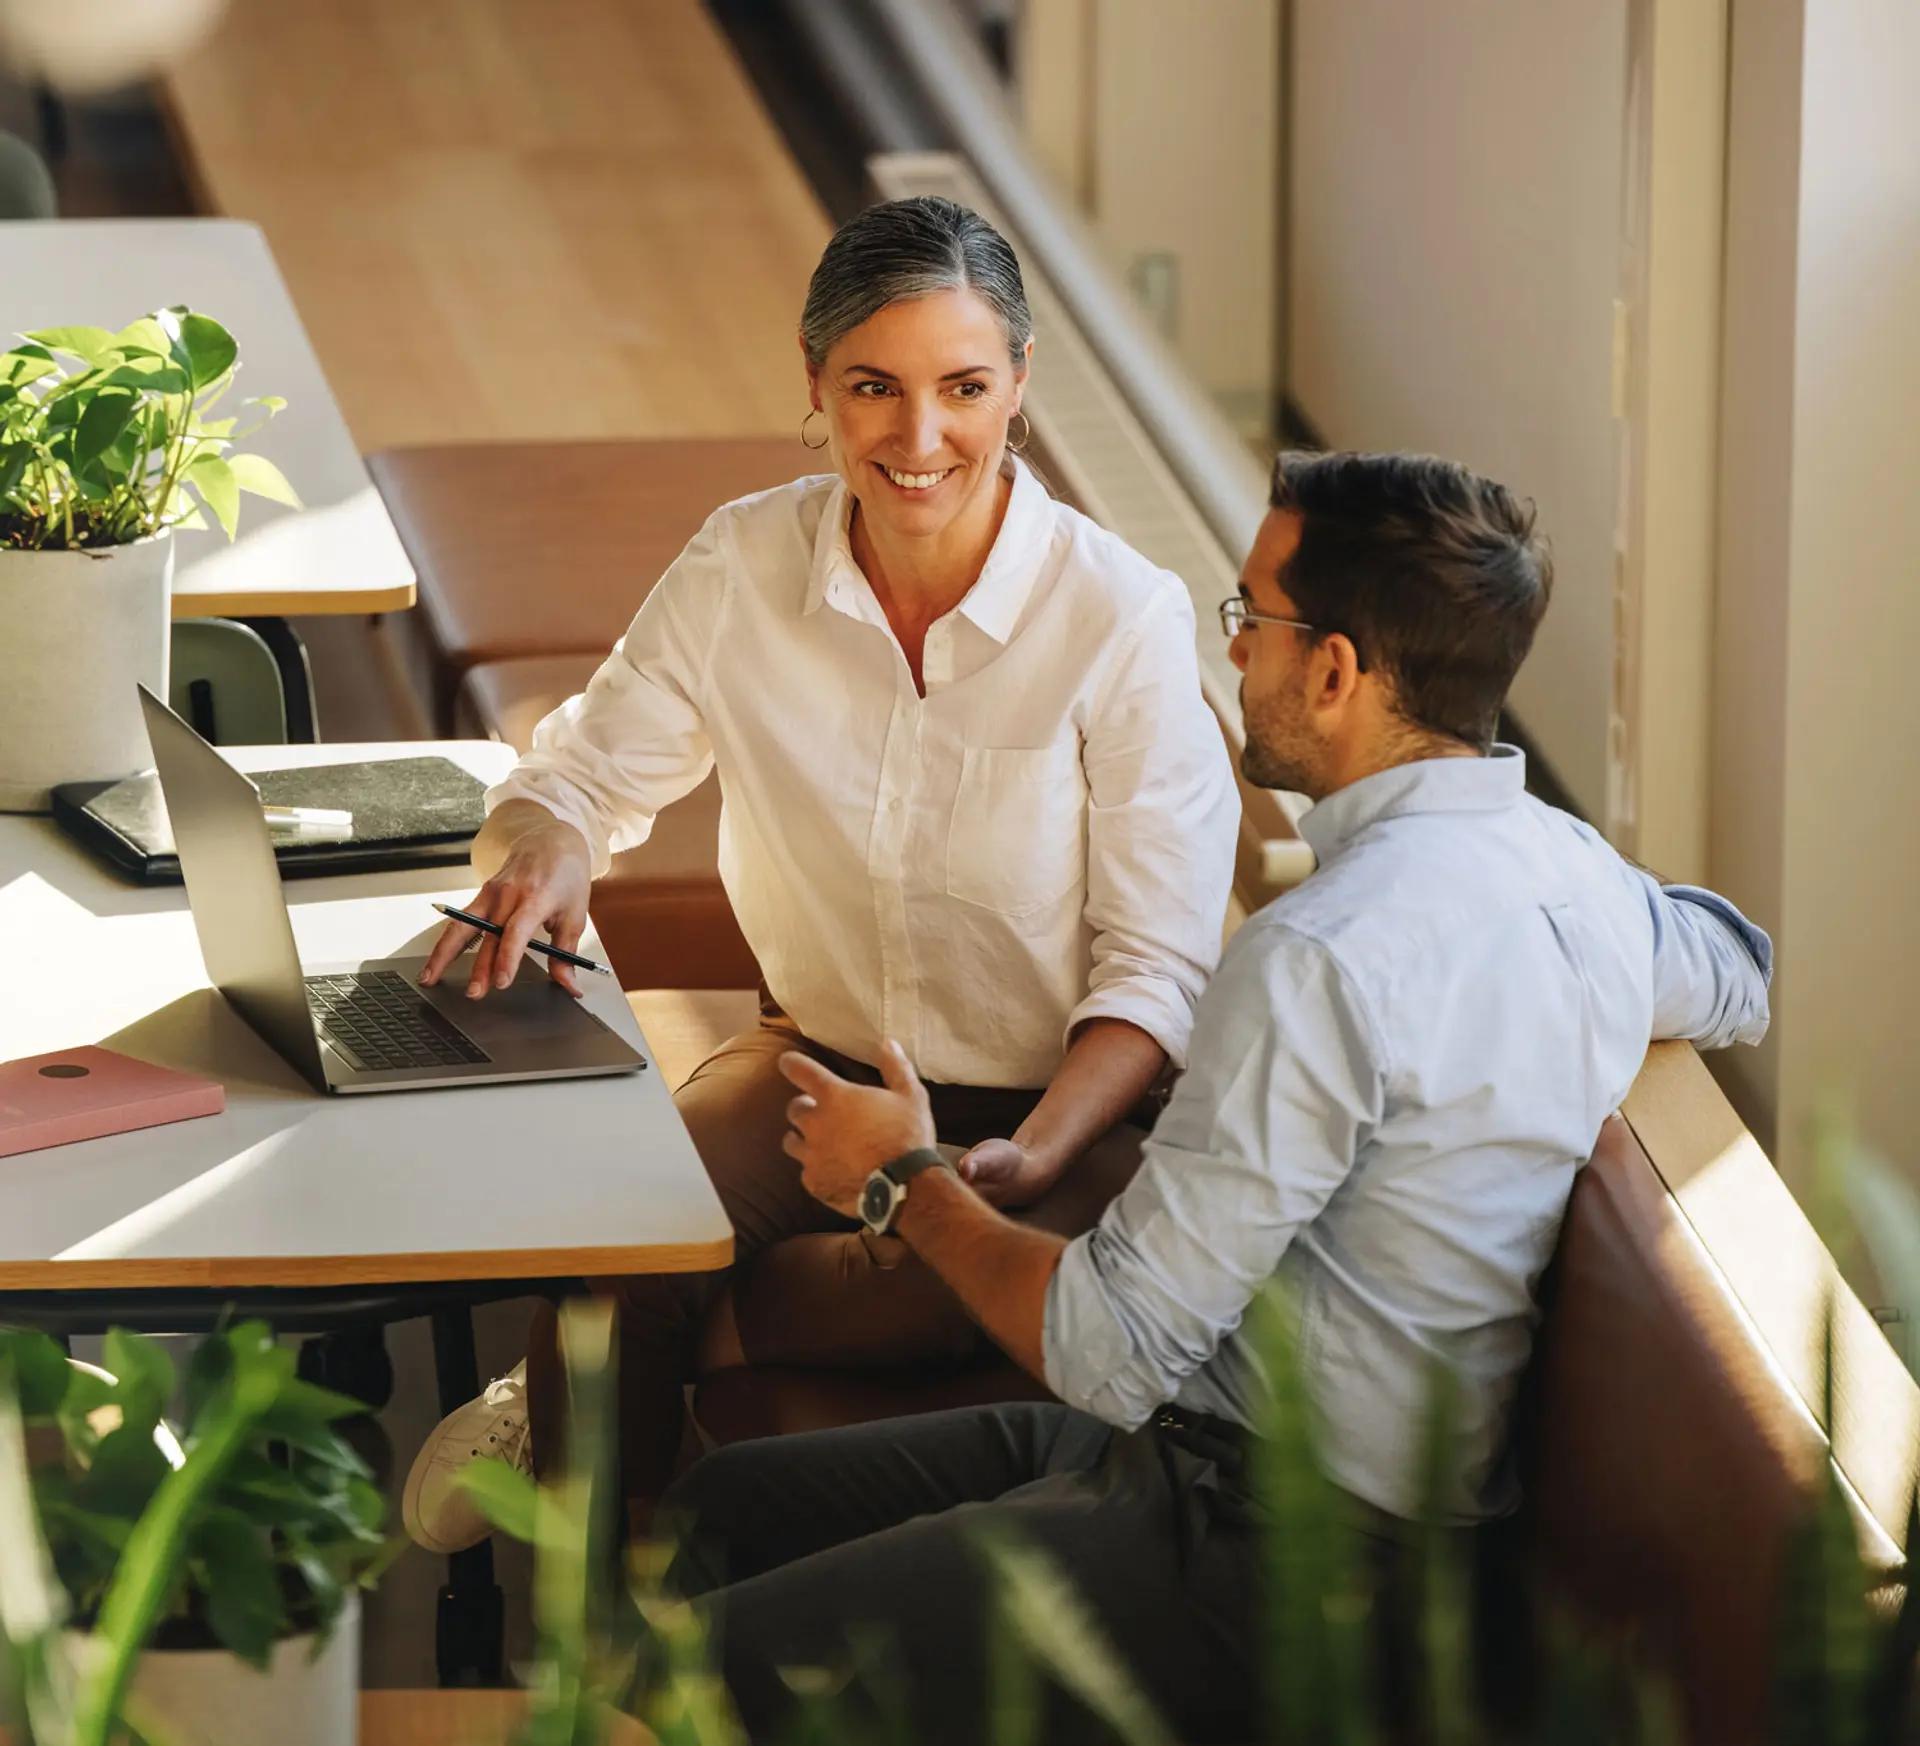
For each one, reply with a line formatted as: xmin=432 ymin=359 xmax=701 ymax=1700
xmin=0 ymin=307 xmax=300 ymax=811
xmin=0 ymin=1320 xmax=394 ymax=1746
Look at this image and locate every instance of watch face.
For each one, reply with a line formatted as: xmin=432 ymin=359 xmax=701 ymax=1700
xmin=861 ymin=1174 xmax=895 ymax=1229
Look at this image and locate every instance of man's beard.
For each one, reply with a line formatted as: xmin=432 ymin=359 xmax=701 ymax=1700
xmin=1239 ymin=683 xmax=1318 ymax=795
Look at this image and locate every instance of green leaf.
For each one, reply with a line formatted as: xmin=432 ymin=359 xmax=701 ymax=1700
xmin=176 ymin=314 xmax=237 ymax=392
xmin=977 ymin=1532 xmax=1176 ymax=1746
xmin=25 ymin=326 xmax=117 ymax=363
xmin=340 ymin=1473 xmax=386 ymax=1533
xmin=193 ymin=1510 xmax=286 ymax=1668
xmin=284 ymin=1374 xmax=366 ymax=1423
xmin=68 ymin=1344 xmax=285 ymax=1746
xmin=288 ymin=1546 xmax=345 ymax=1638
xmin=37 ymin=1496 xmax=134 ymax=1561
xmin=185 ymin=454 xmax=239 ymax=539
xmin=180 ymin=1331 xmax=235 ymax=1424
xmin=112 ymin=317 xmax=175 ymax=358
xmin=1 ymin=348 xmax=59 ymax=389
xmin=102 ymin=1330 xmax=175 ymax=1419
xmin=456 ymin=1456 xmax=540 ymax=1542
xmin=225 ymin=1320 xmax=282 ymax=1363
xmin=0 ymin=446 xmax=37 ymax=506
xmin=0 ymin=1331 xmax=73 ymax=1418
xmin=78 ymin=1424 xmax=170 ymax=1518
xmin=1245 ymin=1282 xmax=1374 ymax=1745
xmin=94 ymin=424 xmax=149 ymax=485
xmin=96 ymin=362 xmax=190 ymax=396
xmin=255 ymin=1422 xmax=369 ymax=1482
xmin=226 ymin=452 xmax=301 ymax=510
xmin=54 ymin=1367 xmax=117 ymax=1461
xmin=72 ymin=390 xmax=139 ymax=479
xmin=244 ymin=395 xmax=287 ymax=414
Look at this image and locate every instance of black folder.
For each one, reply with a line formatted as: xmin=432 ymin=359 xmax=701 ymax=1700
xmin=53 ymin=755 xmax=489 ymax=884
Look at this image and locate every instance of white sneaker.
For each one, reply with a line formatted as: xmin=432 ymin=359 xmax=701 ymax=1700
xmin=402 ymin=1360 xmax=534 ymax=1555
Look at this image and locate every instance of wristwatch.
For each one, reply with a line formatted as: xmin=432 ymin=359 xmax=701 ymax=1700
xmin=860 ymin=1146 xmax=949 ymax=1236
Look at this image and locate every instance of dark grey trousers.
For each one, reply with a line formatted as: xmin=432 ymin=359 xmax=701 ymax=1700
xmin=661 ymin=1402 xmax=1268 ymax=1745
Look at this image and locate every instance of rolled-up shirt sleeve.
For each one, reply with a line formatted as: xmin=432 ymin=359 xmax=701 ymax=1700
xmin=1046 ymin=922 xmax=1384 ymax=1426
xmin=485 ymin=512 xmax=729 ymax=878
xmin=1067 ymin=583 xmax=1239 ymax=1067
xmin=1637 ymin=875 xmax=1773 ymax=1049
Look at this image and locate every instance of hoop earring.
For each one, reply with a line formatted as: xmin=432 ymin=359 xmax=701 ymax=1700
xmin=800 ymin=408 xmax=828 ymax=450
xmin=1008 ymin=410 xmax=1030 ymax=454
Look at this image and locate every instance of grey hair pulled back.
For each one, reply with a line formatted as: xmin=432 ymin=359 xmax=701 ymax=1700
xmin=800 ymin=196 xmax=1032 ymax=370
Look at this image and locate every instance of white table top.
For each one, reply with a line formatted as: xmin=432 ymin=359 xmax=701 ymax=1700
xmin=0 ymin=741 xmax=730 ymax=1291
xmin=0 ymin=219 xmax=415 ymax=618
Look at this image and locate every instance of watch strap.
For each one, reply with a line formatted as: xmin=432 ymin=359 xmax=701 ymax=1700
xmin=880 ymin=1146 xmax=948 ymax=1187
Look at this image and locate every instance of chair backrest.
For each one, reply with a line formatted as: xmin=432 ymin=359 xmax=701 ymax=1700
xmin=0 ymin=130 xmax=57 ymax=220
xmin=1516 ymin=1100 xmax=1904 ymax=1743
xmin=169 ymin=619 xmax=289 ymax=745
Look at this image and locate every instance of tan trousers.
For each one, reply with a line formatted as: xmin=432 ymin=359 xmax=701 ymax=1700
xmin=526 ymin=1009 xmax=1147 ymax=1508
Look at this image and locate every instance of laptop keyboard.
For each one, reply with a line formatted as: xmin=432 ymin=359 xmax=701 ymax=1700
xmin=305 ymin=970 xmax=492 ymax=1073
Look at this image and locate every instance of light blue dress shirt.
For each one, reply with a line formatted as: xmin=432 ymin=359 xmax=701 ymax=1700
xmin=1043 ymin=747 xmax=1772 ymax=1521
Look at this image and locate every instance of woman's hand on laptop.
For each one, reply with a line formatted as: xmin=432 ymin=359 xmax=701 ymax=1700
xmin=419 ymin=806 xmax=592 ymax=998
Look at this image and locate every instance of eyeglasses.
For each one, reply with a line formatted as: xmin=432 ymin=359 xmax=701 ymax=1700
xmin=1217 ymin=598 xmax=1320 ymax=640
xmin=1218 ymin=597 xmax=1369 ymax=671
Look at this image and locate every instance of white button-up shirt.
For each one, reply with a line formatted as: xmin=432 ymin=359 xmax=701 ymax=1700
xmin=487 ymin=461 xmax=1239 ymax=1088
xmin=1044 ymin=749 xmax=1773 ymax=1519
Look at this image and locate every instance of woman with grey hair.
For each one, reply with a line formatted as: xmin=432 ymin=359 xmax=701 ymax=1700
xmin=403 ymin=196 xmax=1239 ymax=1545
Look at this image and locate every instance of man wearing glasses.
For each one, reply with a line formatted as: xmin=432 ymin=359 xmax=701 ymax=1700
xmin=659 ymin=451 xmax=1773 ymax=1744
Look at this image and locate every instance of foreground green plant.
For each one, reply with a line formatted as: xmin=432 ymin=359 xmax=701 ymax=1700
xmin=0 ymin=1321 xmax=394 ymax=1746
xmin=0 ymin=307 xmax=298 ymax=551
xmin=460 ymin=1300 xmax=712 ymax=1746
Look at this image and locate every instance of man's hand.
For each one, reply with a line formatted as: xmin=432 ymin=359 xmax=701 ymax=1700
xmin=779 ymin=1040 xmax=937 ymax=1216
xmin=954 ymin=1138 xmax=1054 ymax=1208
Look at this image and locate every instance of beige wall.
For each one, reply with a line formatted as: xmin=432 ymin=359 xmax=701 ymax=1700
xmin=1018 ymin=0 xmax=1284 ymax=438
xmin=1286 ymin=0 xmax=1630 ymax=822
xmin=1715 ymin=0 xmax=1920 ymax=1182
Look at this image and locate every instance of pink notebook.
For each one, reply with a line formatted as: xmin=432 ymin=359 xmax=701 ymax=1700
xmin=0 ymin=1047 xmax=225 ymax=1159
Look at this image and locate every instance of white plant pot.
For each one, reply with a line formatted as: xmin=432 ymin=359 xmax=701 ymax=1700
xmin=63 ymin=1592 xmax=360 ymax=1746
xmin=0 ymin=532 xmax=174 ymax=813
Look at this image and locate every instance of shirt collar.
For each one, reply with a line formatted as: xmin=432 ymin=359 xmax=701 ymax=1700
xmin=1297 ymin=745 xmax=1528 ymax=863
xmin=802 ymin=459 xmax=1053 ymax=644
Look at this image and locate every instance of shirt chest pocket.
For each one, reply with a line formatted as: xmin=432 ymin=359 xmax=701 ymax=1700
xmin=943 ymin=741 xmax=1089 ymax=915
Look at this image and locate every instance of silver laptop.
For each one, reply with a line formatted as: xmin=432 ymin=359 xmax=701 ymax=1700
xmin=138 ymin=687 xmax=645 ymax=1095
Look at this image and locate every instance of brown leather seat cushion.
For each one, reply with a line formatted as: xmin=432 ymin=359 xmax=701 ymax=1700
xmin=462 ymin=654 xmax=759 ymax=990
xmin=368 ymin=437 xmax=801 ymax=726
xmin=1518 ymin=1113 xmax=1834 ymax=1744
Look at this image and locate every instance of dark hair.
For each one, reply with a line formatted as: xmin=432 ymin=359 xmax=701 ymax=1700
xmin=1268 ymin=450 xmax=1553 ymax=750
xmin=799 ymin=196 xmax=1032 ymax=370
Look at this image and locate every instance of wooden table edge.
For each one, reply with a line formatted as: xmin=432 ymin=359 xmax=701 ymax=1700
xmin=0 ymin=1236 xmax=733 ymax=1291
xmin=172 ymin=580 xmax=417 ymax=618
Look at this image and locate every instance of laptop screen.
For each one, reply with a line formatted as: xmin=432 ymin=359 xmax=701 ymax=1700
xmin=137 ymin=687 xmax=329 ymax=1089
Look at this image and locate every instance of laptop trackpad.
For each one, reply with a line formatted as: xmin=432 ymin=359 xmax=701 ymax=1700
xmin=339 ymin=954 xmax=636 ymax=1060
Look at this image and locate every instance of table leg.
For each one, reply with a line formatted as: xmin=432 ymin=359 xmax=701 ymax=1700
xmin=298 ymin=1322 xmax=396 ymax=1411
xmin=430 ymin=1304 xmax=506 ymax=1687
